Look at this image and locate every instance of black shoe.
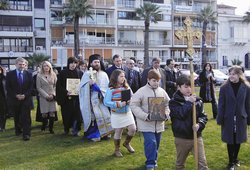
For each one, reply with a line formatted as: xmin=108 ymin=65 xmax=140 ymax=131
xmin=15 ymin=130 xmax=22 ymax=136
xmin=63 ymin=130 xmax=69 ymax=135
xmin=234 ymin=160 xmax=240 ymax=167
xmin=23 ymin=135 xmax=30 ymax=141
xmin=49 ymin=130 xmax=55 ymax=134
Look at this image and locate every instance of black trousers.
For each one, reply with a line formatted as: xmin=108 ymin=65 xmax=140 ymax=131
xmin=227 ymin=133 xmax=241 ymax=164
xmin=60 ymin=98 xmax=82 ymax=133
xmin=13 ymin=101 xmax=31 ymax=136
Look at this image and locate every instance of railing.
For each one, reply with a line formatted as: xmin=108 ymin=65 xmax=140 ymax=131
xmin=8 ymin=3 xmax=32 ymax=11
xmin=86 ymin=17 xmax=114 ymax=25
xmin=117 ymin=0 xmax=136 ymax=8
xmin=0 ymin=26 xmax=32 ymax=32
xmin=0 ymin=46 xmax=33 ymax=52
xmin=50 ymin=0 xmax=62 ymax=5
xmin=118 ymin=39 xmax=171 ymax=45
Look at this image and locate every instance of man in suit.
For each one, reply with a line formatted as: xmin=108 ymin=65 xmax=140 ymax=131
xmin=6 ymin=57 xmax=33 ymax=141
xmin=106 ymin=54 xmax=126 ymax=78
xmin=125 ymin=58 xmax=141 ymax=93
xmin=141 ymin=57 xmax=167 ymax=91
xmin=164 ymin=59 xmax=177 ymax=98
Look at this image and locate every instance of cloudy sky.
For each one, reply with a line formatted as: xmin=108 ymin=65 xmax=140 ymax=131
xmin=217 ymin=0 xmax=250 ymax=15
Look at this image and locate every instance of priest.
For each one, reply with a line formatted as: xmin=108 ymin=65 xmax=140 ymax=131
xmin=79 ymin=54 xmax=113 ymax=142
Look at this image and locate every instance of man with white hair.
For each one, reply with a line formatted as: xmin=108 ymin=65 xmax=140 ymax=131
xmin=6 ymin=57 xmax=33 ymax=141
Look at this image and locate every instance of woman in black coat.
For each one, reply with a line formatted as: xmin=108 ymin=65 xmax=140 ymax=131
xmin=199 ymin=63 xmax=217 ymax=119
xmin=0 ymin=66 xmax=7 ymax=132
xmin=217 ymin=65 xmax=250 ymax=169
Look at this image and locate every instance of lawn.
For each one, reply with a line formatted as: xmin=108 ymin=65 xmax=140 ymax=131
xmin=0 ymin=91 xmax=250 ymax=170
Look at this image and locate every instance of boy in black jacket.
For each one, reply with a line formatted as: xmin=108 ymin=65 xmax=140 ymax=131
xmin=169 ymin=75 xmax=208 ymax=170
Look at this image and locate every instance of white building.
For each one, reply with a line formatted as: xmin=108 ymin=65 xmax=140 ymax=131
xmin=0 ymin=0 xmax=50 ymax=69
xmin=217 ymin=4 xmax=250 ymax=69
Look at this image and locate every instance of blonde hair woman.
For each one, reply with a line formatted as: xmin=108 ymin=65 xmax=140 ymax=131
xmin=36 ymin=61 xmax=57 ymax=134
xmin=217 ymin=65 xmax=250 ymax=169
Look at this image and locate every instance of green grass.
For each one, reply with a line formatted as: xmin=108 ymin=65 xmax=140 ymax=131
xmin=1 ymin=91 xmax=250 ymax=169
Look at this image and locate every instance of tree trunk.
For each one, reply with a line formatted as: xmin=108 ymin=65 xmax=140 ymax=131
xmin=74 ymin=16 xmax=80 ymax=59
xmin=201 ymin=21 xmax=208 ymax=67
xmin=144 ymin=20 xmax=150 ymax=68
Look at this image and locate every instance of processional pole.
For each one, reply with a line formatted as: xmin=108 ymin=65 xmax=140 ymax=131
xmin=175 ymin=16 xmax=202 ymax=169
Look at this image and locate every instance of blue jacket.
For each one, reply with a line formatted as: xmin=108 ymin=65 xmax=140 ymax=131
xmin=169 ymin=90 xmax=208 ymax=139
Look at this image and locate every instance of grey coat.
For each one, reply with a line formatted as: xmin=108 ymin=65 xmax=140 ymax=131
xmin=217 ymin=82 xmax=250 ymax=144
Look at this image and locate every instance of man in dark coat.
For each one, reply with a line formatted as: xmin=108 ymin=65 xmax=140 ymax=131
xmin=164 ymin=59 xmax=177 ymax=98
xmin=6 ymin=57 xmax=33 ymax=141
xmin=124 ymin=58 xmax=141 ymax=93
xmin=56 ymin=57 xmax=83 ymax=136
xmin=141 ymin=57 xmax=166 ymax=91
xmin=106 ymin=54 xmax=126 ymax=78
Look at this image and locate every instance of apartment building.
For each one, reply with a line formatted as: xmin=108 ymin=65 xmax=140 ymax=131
xmin=172 ymin=0 xmax=217 ymax=69
xmin=0 ymin=0 xmax=50 ymax=69
xmin=217 ymin=4 xmax=250 ymax=69
xmin=0 ymin=0 xmax=218 ymax=68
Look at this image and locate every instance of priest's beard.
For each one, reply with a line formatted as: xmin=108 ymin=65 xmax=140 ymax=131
xmin=92 ymin=65 xmax=100 ymax=71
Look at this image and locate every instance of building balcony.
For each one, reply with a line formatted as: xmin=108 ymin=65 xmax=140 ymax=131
xmin=51 ymin=18 xmax=64 ymax=25
xmin=0 ymin=26 xmax=32 ymax=32
xmin=231 ymin=38 xmax=248 ymax=45
xmin=64 ymin=37 xmax=115 ymax=46
xmin=8 ymin=4 xmax=32 ymax=11
xmin=86 ymin=17 xmax=115 ymax=26
xmin=118 ymin=39 xmax=171 ymax=46
xmin=0 ymin=46 xmax=33 ymax=52
xmin=118 ymin=19 xmax=171 ymax=29
xmin=88 ymin=0 xmax=115 ymax=8
xmin=117 ymin=0 xmax=136 ymax=8
xmin=50 ymin=0 xmax=62 ymax=6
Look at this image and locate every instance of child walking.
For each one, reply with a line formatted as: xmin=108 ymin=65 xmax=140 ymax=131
xmin=104 ymin=69 xmax=136 ymax=157
xmin=130 ymin=69 xmax=170 ymax=170
xmin=169 ymin=74 xmax=208 ymax=170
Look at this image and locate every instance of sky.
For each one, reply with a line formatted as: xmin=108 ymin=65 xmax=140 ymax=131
xmin=217 ymin=0 xmax=250 ymax=15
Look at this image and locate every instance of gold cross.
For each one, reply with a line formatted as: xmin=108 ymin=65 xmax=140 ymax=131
xmin=175 ymin=16 xmax=201 ymax=57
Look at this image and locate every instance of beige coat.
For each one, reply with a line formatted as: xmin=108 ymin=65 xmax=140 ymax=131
xmin=130 ymin=84 xmax=170 ymax=133
xmin=36 ymin=73 xmax=57 ymax=114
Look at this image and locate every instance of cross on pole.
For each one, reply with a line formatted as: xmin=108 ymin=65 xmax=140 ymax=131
xmin=175 ymin=16 xmax=201 ymax=58
xmin=175 ymin=16 xmax=202 ymax=170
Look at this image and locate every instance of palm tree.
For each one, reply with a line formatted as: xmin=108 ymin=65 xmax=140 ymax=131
xmin=0 ymin=0 xmax=9 ymax=10
xmin=243 ymin=11 xmax=250 ymax=23
xmin=26 ymin=53 xmax=50 ymax=69
xmin=198 ymin=6 xmax=218 ymax=67
xmin=135 ymin=2 xmax=161 ymax=67
xmin=231 ymin=59 xmax=242 ymax=66
xmin=63 ymin=0 xmax=92 ymax=59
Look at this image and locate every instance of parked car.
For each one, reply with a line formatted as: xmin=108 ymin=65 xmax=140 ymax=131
xmin=213 ymin=69 xmax=228 ymax=85
xmin=244 ymin=70 xmax=250 ymax=82
xmin=179 ymin=69 xmax=199 ymax=86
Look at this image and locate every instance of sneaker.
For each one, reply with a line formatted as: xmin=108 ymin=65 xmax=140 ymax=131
xmin=234 ymin=160 xmax=240 ymax=167
xmin=227 ymin=163 xmax=235 ymax=170
xmin=90 ymin=137 xmax=101 ymax=142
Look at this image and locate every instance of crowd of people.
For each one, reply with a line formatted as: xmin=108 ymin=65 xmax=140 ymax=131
xmin=0 ymin=55 xmax=250 ymax=170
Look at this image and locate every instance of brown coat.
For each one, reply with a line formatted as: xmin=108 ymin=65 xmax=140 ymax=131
xmin=36 ymin=73 xmax=57 ymax=114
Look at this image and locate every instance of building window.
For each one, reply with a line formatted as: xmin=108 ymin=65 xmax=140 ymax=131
xmin=35 ymin=38 xmax=46 ymax=50
xmin=223 ymin=56 xmax=228 ymax=66
xmin=230 ymin=27 xmax=234 ymax=38
xmin=118 ymin=11 xmax=136 ymax=19
xmin=35 ymin=18 xmax=45 ymax=30
xmin=145 ymin=0 xmax=164 ymax=3
xmin=34 ymin=0 xmax=45 ymax=9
